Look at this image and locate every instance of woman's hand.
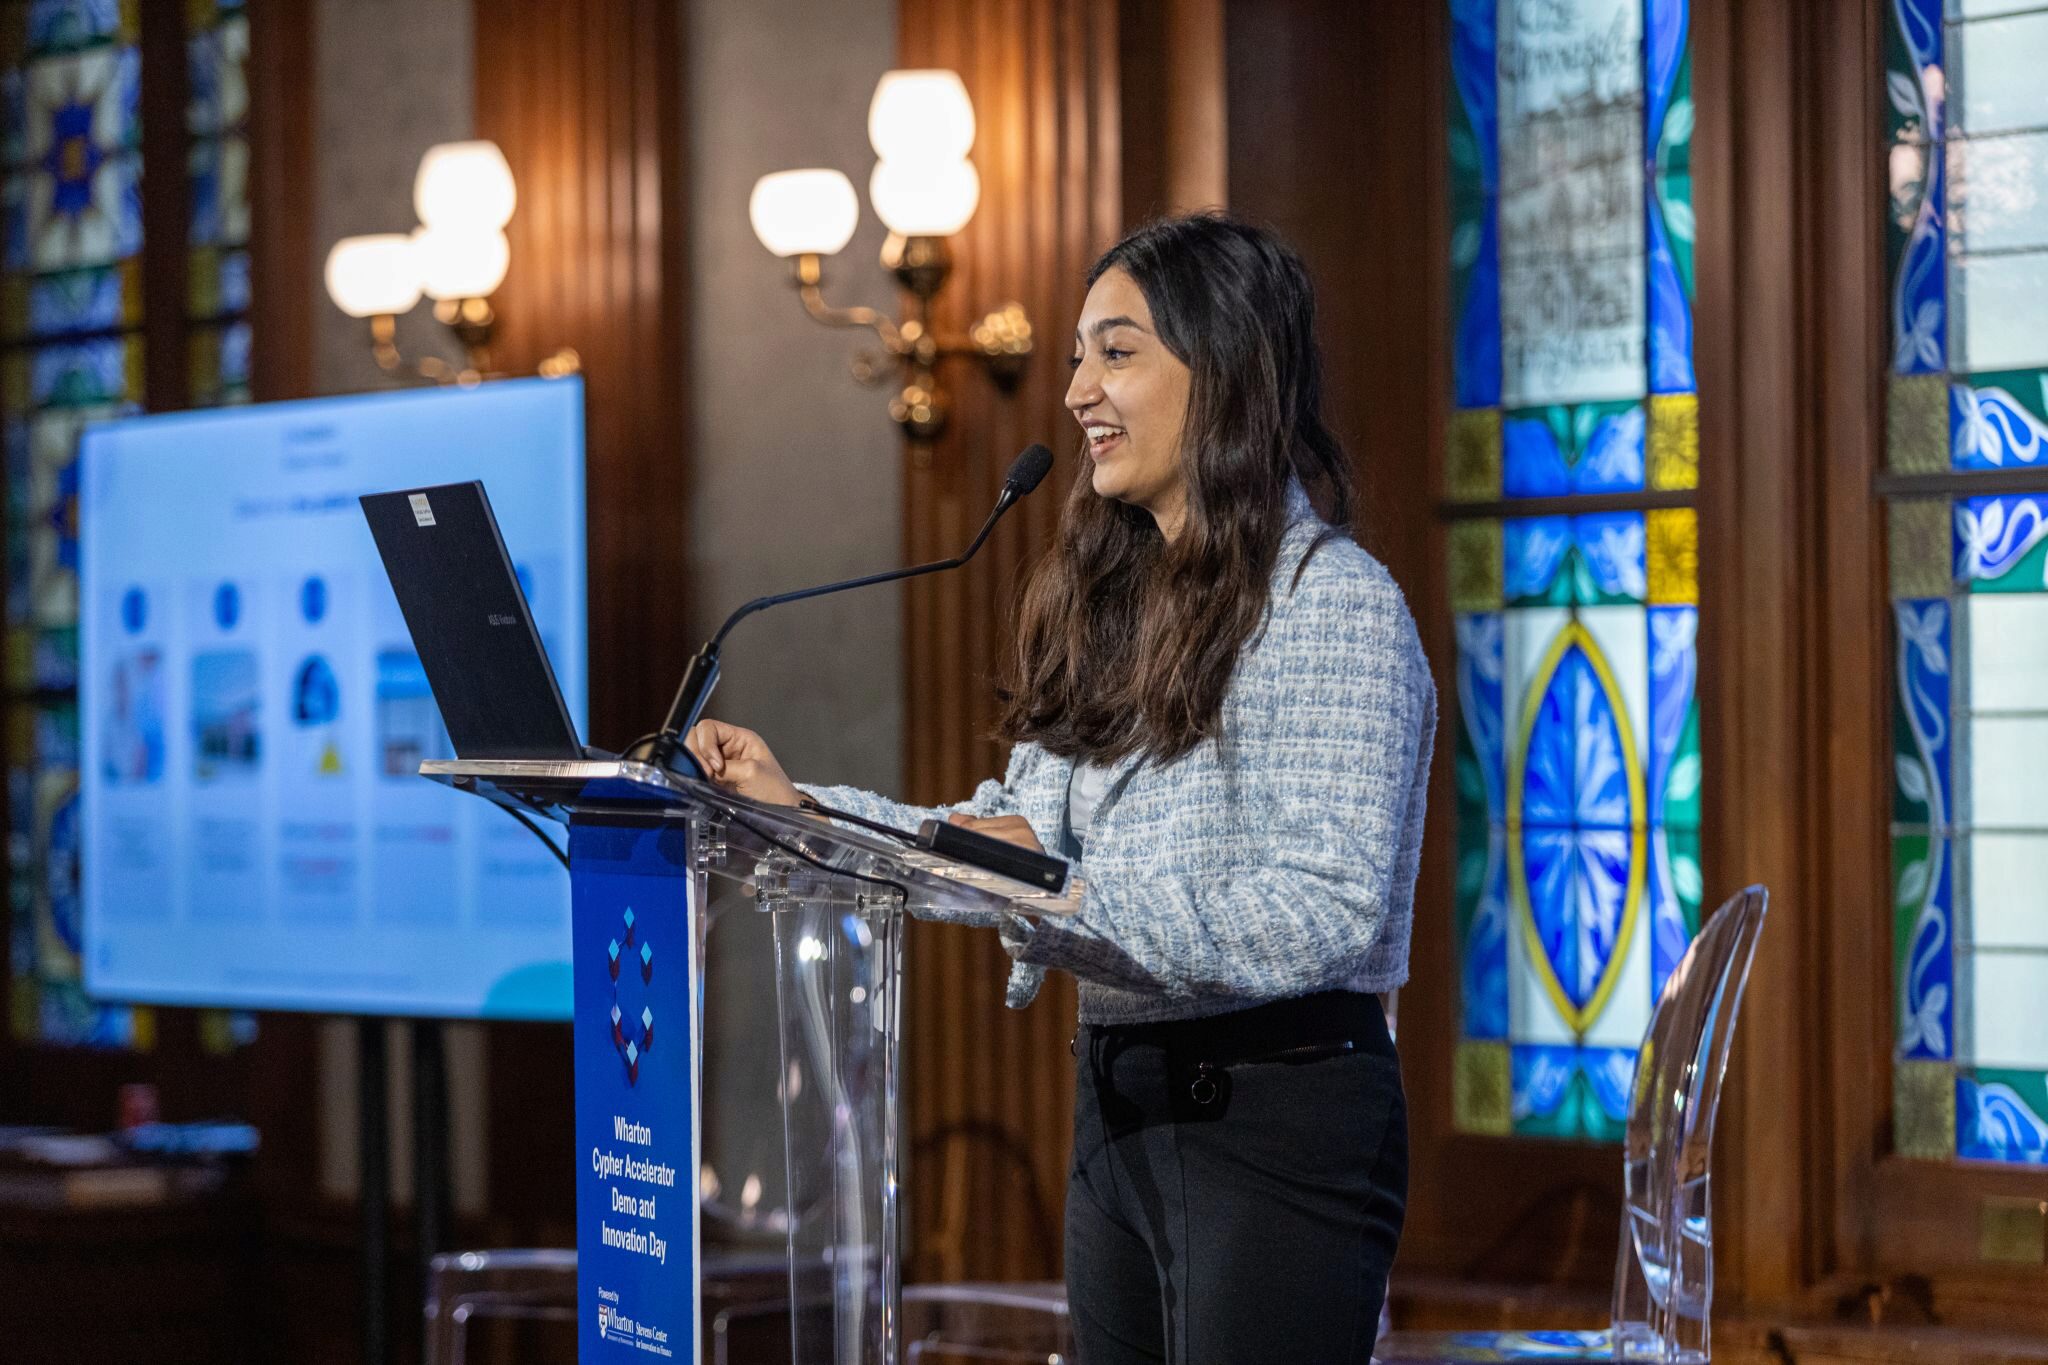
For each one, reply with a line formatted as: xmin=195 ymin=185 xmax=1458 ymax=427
xmin=946 ymin=812 xmax=1045 ymax=853
xmin=682 ymin=719 xmax=801 ymax=807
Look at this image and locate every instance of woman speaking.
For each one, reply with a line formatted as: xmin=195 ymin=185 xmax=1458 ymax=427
xmin=684 ymin=213 xmax=1436 ymax=1364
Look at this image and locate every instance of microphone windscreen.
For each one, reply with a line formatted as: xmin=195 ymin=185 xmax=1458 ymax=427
xmin=1006 ymin=443 xmax=1055 ymax=496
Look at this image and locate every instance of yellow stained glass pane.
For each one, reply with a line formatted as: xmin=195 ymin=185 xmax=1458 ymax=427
xmin=1888 ymin=498 xmax=1951 ymax=598
xmin=1447 ymin=408 xmax=1503 ymax=502
xmin=1648 ymin=392 xmax=1699 ymax=491
xmin=1455 ymin=1040 xmax=1513 ymax=1136
xmin=1648 ymin=507 xmax=1698 ymax=604
xmin=1887 ymin=373 xmax=1948 ymax=474
xmin=1449 ymin=519 xmax=1504 ymax=612
xmin=1894 ymin=1059 xmax=1957 ymax=1160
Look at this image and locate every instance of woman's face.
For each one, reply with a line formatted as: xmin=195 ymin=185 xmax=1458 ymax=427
xmin=1065 ymin=266 xmax=1193 ymax=539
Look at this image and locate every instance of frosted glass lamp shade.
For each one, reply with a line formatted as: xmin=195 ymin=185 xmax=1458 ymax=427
xmin=414 ymin=140 xmax=517 ymax=231
xmin=868 ymin=157 xmax=980 ymax=238
xmin=749 ymin=169 xmax=860 ymax=257
xmin=324 ymin=234 xmax=422 ymax=318
xmin=867 ymin=70 xmax=975 ymax=162
xmin=412 ymin=224 xmax=512 ymax=300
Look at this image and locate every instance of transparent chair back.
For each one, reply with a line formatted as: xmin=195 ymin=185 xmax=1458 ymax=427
xmin=1610 ymin=884 xmax=1769 ymax=1365
xmin=424 ymin=1248 xmax=578 ymax=1365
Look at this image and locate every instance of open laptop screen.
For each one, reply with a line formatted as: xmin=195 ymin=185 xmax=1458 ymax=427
xmin=361 ymin=481 xmax=583 ymax=760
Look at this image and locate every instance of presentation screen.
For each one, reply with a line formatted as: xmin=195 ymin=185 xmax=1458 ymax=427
xmin=77 ymin=377 xmax=586 ymax=1019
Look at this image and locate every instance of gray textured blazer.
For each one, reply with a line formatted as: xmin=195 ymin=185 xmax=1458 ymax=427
xmin=802 ymin=489 xmax=1437 ymax=1025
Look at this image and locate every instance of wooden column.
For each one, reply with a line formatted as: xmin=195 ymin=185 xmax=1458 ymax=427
xmin=1690 ymin=0 xmax=1824 ymax=1307
xmin=896 ymin=0 xmax=1122 ymax=1283
xmin=473 ymin=0 xmax=690 ymax=1240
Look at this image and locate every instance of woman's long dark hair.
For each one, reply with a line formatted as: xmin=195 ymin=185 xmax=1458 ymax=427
xmin=996 ymin=213 xmax=1357 ymax=765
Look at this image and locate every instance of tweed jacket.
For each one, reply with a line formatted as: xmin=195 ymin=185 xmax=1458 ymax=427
xmin=800 ymin=491 xmax=1437 ymax=1026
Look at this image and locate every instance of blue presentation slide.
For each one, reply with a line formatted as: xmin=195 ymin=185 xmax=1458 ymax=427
xmin=78 ymin=377 xmax=587 ymax=1018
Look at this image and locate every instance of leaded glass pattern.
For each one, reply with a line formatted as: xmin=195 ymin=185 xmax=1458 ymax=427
xmin=1446 ymin=0 xmax=1701 ymax=1141
xmin=186 ymin=0 xmax=249 ymax=405
xmin=1884 ymin=0 xmax=2048 ymax=1167
xmin=2 ymin=0 xmax=146 ymax=1047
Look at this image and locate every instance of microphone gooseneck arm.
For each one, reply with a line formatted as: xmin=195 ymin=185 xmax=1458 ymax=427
xmin=707 ymin=483 xmax=1018 ymax=654
xmin=626 ymin=443 xmax=1052 ymax=776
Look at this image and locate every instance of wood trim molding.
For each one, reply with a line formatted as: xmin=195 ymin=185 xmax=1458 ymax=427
xmin=896 ymin=0 xmax=1122 ymax=1284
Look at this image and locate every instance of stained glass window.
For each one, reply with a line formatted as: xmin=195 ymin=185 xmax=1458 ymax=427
xmin=186 ymin=0 xmax=249 ymax=406
xmin=3 ymin=0 xmax=146 ymax=1047
xmin=4 ymin=0 xmax=256 ymax=1047
xmin=1884 ymin=0 xmax=2048 ymax=1168
xmin=1445 ymin=0 xmax=1701 ymax=1140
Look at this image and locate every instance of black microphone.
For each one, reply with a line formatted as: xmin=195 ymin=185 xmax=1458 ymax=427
xmin=625 ymin=443 xmax=1056 ymax=777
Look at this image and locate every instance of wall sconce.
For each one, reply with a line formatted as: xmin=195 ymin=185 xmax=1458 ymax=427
xmin=324 ymin=140 xmax=577 ymax=384
xmin=750 ymin=70 xmax=1031 ymax=443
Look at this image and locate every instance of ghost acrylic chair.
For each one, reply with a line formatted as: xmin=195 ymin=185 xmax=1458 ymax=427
xmin=1376 ymin=884 xmax=1768 ymax=1365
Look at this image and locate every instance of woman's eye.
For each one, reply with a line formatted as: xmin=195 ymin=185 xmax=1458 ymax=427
xmin=1067 ymin=353 xmax=1082 ymax=370
xmin=1103 ymin=347 xmax=1129 ymax=362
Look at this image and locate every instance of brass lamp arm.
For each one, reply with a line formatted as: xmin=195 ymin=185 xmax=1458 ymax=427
xmin=794 ymin=254 xmax=906 ymax=353
xmin=797 ymin=282 xmax=906 ymax=352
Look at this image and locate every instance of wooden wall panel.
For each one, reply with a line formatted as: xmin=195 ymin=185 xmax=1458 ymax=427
xmin=896 ymin=0 xmax=1122 ymax=1284
xmin=473 ymin=0 xmax=689 ymax=1242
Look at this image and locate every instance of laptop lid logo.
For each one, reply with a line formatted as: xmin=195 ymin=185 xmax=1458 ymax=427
xmin=408 ymin=492 xmax=436 ymax=527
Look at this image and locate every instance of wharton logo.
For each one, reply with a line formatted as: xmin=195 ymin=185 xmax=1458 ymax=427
xmin=606 ymin=907 xmax=655 ymax=1085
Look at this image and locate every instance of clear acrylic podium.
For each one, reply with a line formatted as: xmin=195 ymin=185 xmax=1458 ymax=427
xmin=422 ymin=757 xmax=1080 ymax=1365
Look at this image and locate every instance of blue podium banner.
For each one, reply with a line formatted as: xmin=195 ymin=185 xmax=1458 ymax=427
xmin=570 ymin=818 xmax=701 ymax=1362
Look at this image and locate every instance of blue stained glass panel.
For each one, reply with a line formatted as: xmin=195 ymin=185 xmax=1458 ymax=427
xmin=1647 ymin=604 xmax=1697 ymax=823
xmin=187 ymin=135 xmax=249 ymax=247
xmin=27 ymin=0 xmax=127 ymax=57
xmin=1512 ymin=1044 xmax=1634 ymax=1138
xmin=1647 ymin=186 xmax=1694 ymax=394
xmin=25 ymin=262 xmax=125 ymax=335
xmin=2 ymin=67 xmax=23 ymax=168
xmin=1954 ymin=493 xmax=2048 ymax=588
xmin=29 ymin=333 xmax=130 ymax=405
xmin=1951 ymin=374 xmax=2048 ymax=471
xmin=1503 ymin=403 xmax=1646 ymax=497
xmin=1507 ymin=513 xmax=1648 ymax=606
xmin=1465 ymin=829 xmax=1510 ymax=1039
xmin=185 ymin=14 xmax=248 ymax=138
xmin=1888 ymin=0 xmax=1946 ymax=375
xmin=3 ymin=174 xmax=28 ymax=271
xmin=1958 ymin=1069 xmax=2048 ymax=1163
xmin=1448 ymin=0 xmax=1500 ymax=410
xmin=1893 ymin=598 xmax=1952 ymax=825
xmin=23 ymin=149 xmax=142 ymax=272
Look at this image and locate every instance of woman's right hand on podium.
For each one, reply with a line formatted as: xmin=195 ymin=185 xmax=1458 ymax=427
xmin=682 ymin=719 xmax=802 ymax=807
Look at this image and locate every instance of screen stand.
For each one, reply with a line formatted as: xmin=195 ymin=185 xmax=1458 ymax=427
xmin=358 ymin=1017 xmax=390 ymax=1365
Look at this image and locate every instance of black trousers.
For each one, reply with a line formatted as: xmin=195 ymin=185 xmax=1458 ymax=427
xmin=1065 ymin=991 xmax=1407 ymax=1364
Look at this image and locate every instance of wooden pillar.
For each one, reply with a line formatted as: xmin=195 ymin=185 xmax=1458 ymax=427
xmin=472 ymin=0 xmax=691 ymax=1239
xmin=896 ymin=0 xmax=1122 ymax=1283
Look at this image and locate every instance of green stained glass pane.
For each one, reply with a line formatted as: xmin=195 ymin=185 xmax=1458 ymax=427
xmin=187 ymin=245 xmax=248 ymax=318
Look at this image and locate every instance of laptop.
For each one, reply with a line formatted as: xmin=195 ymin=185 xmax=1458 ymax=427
xmin=361 ymin=481 xmax=585 ymax=761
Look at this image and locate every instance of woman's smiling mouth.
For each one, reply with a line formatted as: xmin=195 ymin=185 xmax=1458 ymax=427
xmin=1084 ymin=423 xmax=1126 ymax=457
